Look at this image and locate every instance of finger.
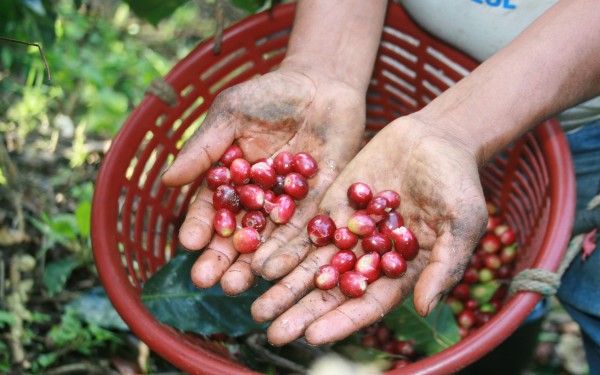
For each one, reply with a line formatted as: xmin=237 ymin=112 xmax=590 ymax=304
xmin=266 ymin=287 xmax=347 ymax=346
xmin=178 ymin=187 xmax=215 ymax=250
xmin=190 ymin=234 xmax=239 ymax=289
xmin=304 ymin=260 xmax=423 ymax=346
xmin=220 ymin=253 xmax=258 ymax=296
xmin=251 ymin=164 xmax=339 ymax=278
xmin=161 ymin=103 xmax=235 ymax=187
xmin=413 ymin=218 xmax=486 ymax=317
xmin=251 ymin=245 xmax=339 ymax=323
xmin=220 ymin=221 xmax=276 ymax=294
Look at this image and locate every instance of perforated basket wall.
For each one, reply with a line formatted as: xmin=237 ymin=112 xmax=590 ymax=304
xmin=91 ymin=3 xmax=575 ymax=374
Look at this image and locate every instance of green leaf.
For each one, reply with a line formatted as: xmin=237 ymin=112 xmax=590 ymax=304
xmin=142 ymin=250 xmax=271 ymax=337
xmin=0 ymin=310 xmax=16 ymax=328
xmin=74 ymin=200 xmax=91 ymax=238
xmin=123 ymin=0 xmax=190 ymax=26
xmin=230 ymin=0 xmax=268 ymax=13
xmin=66 ymin=287 xmax=128 ymax=331
xmin=470 ymin=281 xmax=501 ymax=305
xmin=43 ymin=258 xmax=79 ymax=295
xmin=333 ymin=344 xmax=392 ymax=371
xmin=384 ymin=298 xmax=460 ymax=356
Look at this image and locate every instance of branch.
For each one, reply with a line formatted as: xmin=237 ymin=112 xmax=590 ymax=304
xmin=0 ymin=36 xmax=51 ymax=81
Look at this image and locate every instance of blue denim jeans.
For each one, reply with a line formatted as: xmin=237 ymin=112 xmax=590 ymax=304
xmin=556 ymin=119 xmax=600 ymax=374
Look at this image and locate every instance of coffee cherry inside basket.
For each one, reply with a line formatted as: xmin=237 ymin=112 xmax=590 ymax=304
xmin=310 ymin=183 xmax=420 ymax=298
xmin=206 ymin=145 xmax=319 ymax=254
xmin=445 ymin=200 xmax=519 ymax=339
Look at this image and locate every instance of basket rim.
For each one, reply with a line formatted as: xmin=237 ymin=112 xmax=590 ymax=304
xmin=91 ymin=3 xmax=576 ymax=374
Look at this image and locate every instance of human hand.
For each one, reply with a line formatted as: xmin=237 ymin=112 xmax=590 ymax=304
xmin=250 ymin=116 xmax=489 ymax=346
xmin=161 ymin=69 xmax=366 ymax=294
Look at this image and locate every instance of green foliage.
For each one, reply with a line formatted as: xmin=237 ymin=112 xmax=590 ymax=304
xmin=384 ymin=298 xmax=460 ymax=356
xmin=142 ymin=250 xmax=272 ymax=337
xmin=35 ymin=308 xmax=123 ymax=370
xmin=0 ymin=0 xmax=58 ymax=45
xmin=65 ymin=287 xmax=128 ymax=330
xmin=0 ymin=310 xmax=17 ymax=329
xmin=123 ymin=0 xmax=190 ymax=26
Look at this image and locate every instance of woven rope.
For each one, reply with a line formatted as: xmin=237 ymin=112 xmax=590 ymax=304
xmin=145 ymin=78 xmax=178 ymax=107
xmin=509 ymin=233 xmax=584 ymax=296
xmin=509 ymin=192 xmax=600 ymax=296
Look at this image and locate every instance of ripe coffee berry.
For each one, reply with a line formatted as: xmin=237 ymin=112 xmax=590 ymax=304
xmin=333 ymin=227 xmax=359 ymax=250
xmin=361 ymin=232 xmax=392 ymax=255
xmin=230 ymin=158 xmax=251 ymax=185
xmin=314 ymin=265 xmax=340 ymax=290
xmin=307 ymin=214 xmax=337 ymax=246
xmin=381 ymin=251 xmax=407 ymax=278
xmin=237 ymin=184 xmax=265 ymax=211
xmin=205 ymin=166 xmax=232 ymax=191
xmin=366 ymin=196 xmax=389 ymax=222
xmin=355 ymin=252 xmax=381 ymax=283
xmin=241 ymin=211 xmax=267 ymax=232
xmin=267 ymin=194 xmax=296 ymax=224
xmin=378 ymin=211 xmax=404 ymax=237
xmin=390 ymin=226 xmax=419 ymax=260
xmin=213 ymin=185 xmax=241 ymax=213
xmin=347 ymin=212 xmax=376 ymax=237
xmin=339 ymin=271 xmax=368 ymax=298
xmin=347 ymin=182 xmax=373 ymax=209
xmin=219 ymin=144 xmax=243 ymax=167
xmin=273 ymin=151 xmax=294 ymax=175
xmin=330 ymin=249 xmax=357 ymax=274
xmin=292 ymin=152 xmax=318 ymax=178
xmin=250 ymin=161 xmax=277 ymax=190
xmin=375 ymin=190 xmax=400 ymax=210
xmin=214 ymin=208 xmax=236 ymax=238
xmin=283 ymin=172 xmax=309 ymax=200
xmin=232 ymin=227 xmax=261 ymax=254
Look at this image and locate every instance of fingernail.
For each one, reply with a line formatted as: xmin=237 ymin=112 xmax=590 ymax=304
xmin=425 ymin=294 xmax=442 ymax=316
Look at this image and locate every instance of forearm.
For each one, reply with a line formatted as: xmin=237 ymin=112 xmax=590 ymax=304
xmin=280 ymin=0 xmax=388 ymax=93
xmin=414 ymin=0 xmax=600 ymax=166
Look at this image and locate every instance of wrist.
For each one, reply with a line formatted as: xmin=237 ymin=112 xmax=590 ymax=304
xmin=278 ymin=54 xmax=370 ymax=94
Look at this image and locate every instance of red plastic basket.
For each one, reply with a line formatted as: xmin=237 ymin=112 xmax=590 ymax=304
xmin=91 ymin=3 xmax=575 ymax=374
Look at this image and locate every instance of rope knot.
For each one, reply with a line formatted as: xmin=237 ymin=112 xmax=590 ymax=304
xmin=509 ymin=268 xmax=560 ymax=296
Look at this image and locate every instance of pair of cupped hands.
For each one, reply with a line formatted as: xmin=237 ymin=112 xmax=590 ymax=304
xmin=161 ymin=68 xmax=488 ymax=346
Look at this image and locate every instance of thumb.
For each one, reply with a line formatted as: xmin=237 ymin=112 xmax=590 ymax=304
xmin=413 ymin=226 xmax=484 ymax=317
xmin=161 ymin=109 xmax=235 ymax=187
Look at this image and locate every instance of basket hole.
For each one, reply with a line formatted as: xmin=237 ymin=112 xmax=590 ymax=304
xmin=426 ymin=46 xmax=470 ymax=78
xmin=422 ymin=79 xmax=443 ymax=97
xmin=383 ymin=26 xmax=420 ymax=47
xmin=384 ymin=84 xmax=418 ymax=108
xmin=382 ymin=68 xmax=416 ymax=93
xmin=381 ymin=55 xmax=417 ymax=80
xmin=155 ymin=114 xmax=168 ymax=127
xmin=181 ymin=96 xmax=205 ymax=123
xmin=176 ymin=113 xmax=206 ymax=150
xmin=380 ymin=41 xmax=418 ymax=64
xmin=423 ymin=63 xmax=456 ymax=89
xmin=256 ymin=28 xmax=292 ymax=46
xmin=125 ymin=131 xmax=155 ymax=181
xmin=137 ymin=144 xmax=163 ymax=191
xmin=148 ymin=152 xmax=174 ymax=200
xmin=180 ymin=83 xmax=195 ymax=98
xmin=201 ymin=47 xmax=247 ymax=81
xmin=263 ymin=47 xmax=287 ymax=61
xmin=209 ymin=61 xmax=255 ymax=94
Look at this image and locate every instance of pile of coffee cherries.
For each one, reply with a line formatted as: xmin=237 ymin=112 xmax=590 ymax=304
xmin=310 ymin=182 xmax=419 ymax=298
xmin=361 ymin=322 xmax=418 ymax=369
xmin=446 ymin=201 xmax=517 ymax=339
xmin=207 ymin=145 xmax=318 ymax=253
